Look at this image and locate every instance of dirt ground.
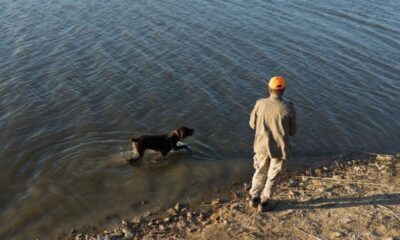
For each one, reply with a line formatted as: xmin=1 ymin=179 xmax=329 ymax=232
xmin=67 ymin=153 xmax=400 ymax=240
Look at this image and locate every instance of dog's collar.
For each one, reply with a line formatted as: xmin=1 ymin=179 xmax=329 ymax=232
xmin=174 ymin=130 xmax=180 ymax=139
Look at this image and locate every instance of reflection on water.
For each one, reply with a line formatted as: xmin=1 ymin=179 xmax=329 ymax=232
xmin=0 ymin=0 xmax=399 ymax=238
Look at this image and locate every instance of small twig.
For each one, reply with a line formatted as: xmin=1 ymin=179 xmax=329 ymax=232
xmin=362 ymin=152 xmax=379 ymax=156
xmin=251 ymin=211 xmax=257 ymax=225
xmin=377 ymin=204 xmax=400 ymax=219
xmin=294 ymin=227 xmax=323 ymax=240
xmin=294 ymin=176 xmax=386 ymax=187
xmin=334 ymin=161 xmax=342 ymax=170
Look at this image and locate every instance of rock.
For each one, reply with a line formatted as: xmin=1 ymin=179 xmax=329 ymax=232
xmin=230 ymin=202 xmax=241 ymax=211
xmin=177 ymin=220 xmax=186 ymax=228
xmin=341 ymin=218 xmax=354 ymax=224
xmin=174 ymin=203 xmax=184 ymax=212
xmin=210 ymin=213 xmax=220 ymax=222
xmin=375 ymin=224 xmax=387 ymax=235
xmin=203 ymin=219 xmax=211 ymax=226
xmin=211 ymin=198 xmax=221 ymax=206
xmin=164 ymin=217 xmax=171 ymax=223
xmin=198 ymin=213 xmax=207 ymax=221
xmin=167 ymin=208 xmax=177 ymax=216
xmin=280 ymin=209 xmax=295 ymax=217
xmin=376 ymin=154 xmax=394 ymax=161
xmin=131 ymin=217 xmax=145 ymax=224
xmin=289 ymin=179 xmax=300 ymax=187
xmin=122 ymin=227 xmax=134 ymax=238
xmin=75 ymin=234 xmax=83 ymax=240
xmin=330 ymin=231 xmax=343 ymax=238
xmin=159 ymin=225 xmax=165 ymax=231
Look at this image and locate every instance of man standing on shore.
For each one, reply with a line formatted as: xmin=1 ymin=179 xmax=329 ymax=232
xmin=249 ymin=76 xmax=297 ymax=212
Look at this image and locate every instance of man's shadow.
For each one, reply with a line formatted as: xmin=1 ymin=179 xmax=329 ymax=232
xmin=274 ymin=193 xmax=400 ymax=211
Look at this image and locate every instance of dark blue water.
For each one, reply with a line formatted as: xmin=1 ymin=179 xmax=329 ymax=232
xmin=0 ymin=0 xmax=399 ymax=238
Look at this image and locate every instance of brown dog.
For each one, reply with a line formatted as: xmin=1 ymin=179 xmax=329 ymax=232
xmin=127 ymin=126 xmax=194 ymax=163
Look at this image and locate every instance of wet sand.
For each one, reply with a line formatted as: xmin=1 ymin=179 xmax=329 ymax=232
xmin=61 ymin=153 xmax=400 ymax=240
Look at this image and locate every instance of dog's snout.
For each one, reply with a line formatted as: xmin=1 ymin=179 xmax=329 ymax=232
xmin=189 ymin=129 xmax=194 ymax=135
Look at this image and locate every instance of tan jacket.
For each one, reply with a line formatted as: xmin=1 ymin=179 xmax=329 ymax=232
xmin=249 ymin=94 xmax=297 ymax=159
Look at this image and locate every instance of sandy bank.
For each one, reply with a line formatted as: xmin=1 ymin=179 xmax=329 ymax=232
xmin=64 ymin=153 xmax=400 ymax=240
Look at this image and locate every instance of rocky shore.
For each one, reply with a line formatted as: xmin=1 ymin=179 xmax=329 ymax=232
xmin=64 ymin=153 xmax=400 ymax=240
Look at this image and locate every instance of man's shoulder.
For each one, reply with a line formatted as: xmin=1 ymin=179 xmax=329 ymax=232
xmin=256 ymin=98 xmax=269 ymax=105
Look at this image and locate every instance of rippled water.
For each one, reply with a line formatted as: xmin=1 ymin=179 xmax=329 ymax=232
xmin=1 ymin=0 xmax=399 ymax=238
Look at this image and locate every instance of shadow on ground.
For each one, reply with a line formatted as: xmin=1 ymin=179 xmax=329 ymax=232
xmin=275 ymin=193 xmax=400 ymax=211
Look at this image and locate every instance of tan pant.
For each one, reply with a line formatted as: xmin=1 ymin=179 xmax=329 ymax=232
xmin=250 ymin=154 xmax=285 ymax=201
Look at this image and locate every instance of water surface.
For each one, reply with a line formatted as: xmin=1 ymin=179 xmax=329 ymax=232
xmin=0 ymin=0 xmax=399 ymax=238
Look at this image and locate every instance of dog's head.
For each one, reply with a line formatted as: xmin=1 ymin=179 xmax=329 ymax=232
xmin=175 ymin=126 xmax=194 ymax=139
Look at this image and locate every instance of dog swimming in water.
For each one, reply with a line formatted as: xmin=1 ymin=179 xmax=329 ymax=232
xmin=127 ymin=126 xmax=194 ymax=163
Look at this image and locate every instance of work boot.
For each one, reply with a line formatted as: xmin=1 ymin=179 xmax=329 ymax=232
xmin=249 ymin=197 xmax=260 ymax=208
xmin=258 ymin=200 xmax=275 ymax=212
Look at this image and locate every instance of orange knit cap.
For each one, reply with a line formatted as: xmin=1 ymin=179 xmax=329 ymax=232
xmin=268 ymin=76 xmax=286 ymax=90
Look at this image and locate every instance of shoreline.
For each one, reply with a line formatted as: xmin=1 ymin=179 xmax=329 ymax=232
xmin=63 ymin=153 xmax=400 ymax=240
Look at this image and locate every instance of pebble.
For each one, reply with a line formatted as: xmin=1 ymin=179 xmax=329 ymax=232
xmin=174 ymin=203 xmax=184 ymax=212
xmin=230 ymin=202 xmax=241 ymax=211
xmin=281 ymin=209 xmax=295 ymax=217
xmin=211 ymin=198 xmax=221 ymax=206
xmin=167 ymin=208 xmax=177 ymax=216
xmin=131 ymin=217 xmax=144 ymax=224
xmin=330 ymin=231 xmax=343 ymax=238
xmin=122 ymin=227 xmax=134 ymax=238
xmin=177 ymin=220 xmax=186 ymax=228
xmin=376 ymin=154 xmax=394 ymax=161
xmin=210 ymin=213 xmax=220 ymax=222
xmin=75 ymin=234 xmax=83 ymax=240
xmin=198 ymin=213 xmax=207 ymax=221
xmin=341 ymin=218 xmax=354 ymax=224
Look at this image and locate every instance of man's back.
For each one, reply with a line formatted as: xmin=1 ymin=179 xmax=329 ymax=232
xmin=249 ymin=95 xmax=296 ymax=159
